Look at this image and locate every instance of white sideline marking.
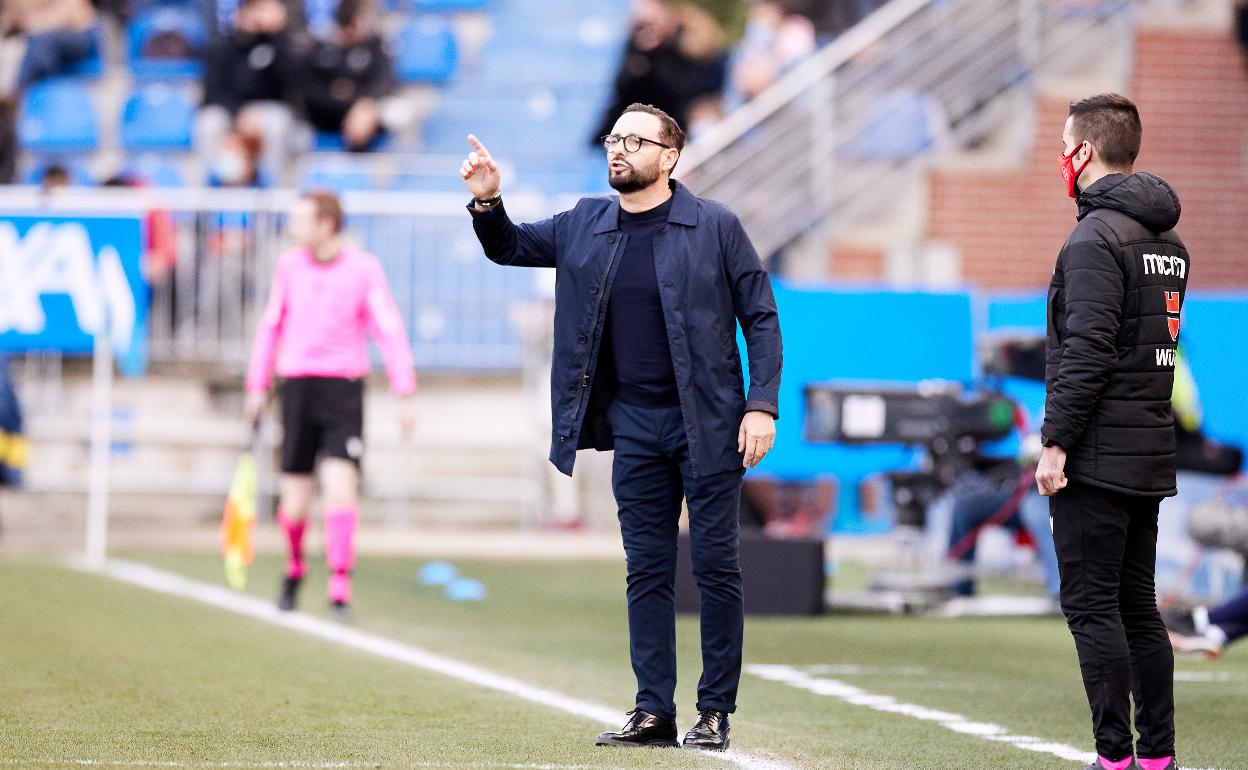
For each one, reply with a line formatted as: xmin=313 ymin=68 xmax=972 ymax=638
xmin=0 ymin=761 xmax=663 ymax=769
xmin=2 ymin=761 xmax=653 ymax=769
xmin=75 ymin=559 xmax=795 ymax=770
xmin=746 ymin=665 xmax=1227 ymax=770
xmin=1172 ymin=671 xmax=1236 ymax=683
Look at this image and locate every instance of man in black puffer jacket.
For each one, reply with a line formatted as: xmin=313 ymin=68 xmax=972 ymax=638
xmin=1038 ymin=93 xmax=1187 ymax=770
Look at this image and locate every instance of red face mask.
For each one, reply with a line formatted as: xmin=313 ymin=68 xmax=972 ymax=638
xmin=1058 ymin=142 xmax=1091 ymax=198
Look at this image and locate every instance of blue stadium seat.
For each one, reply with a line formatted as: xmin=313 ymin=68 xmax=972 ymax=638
xmin=128 ymin=6 xmax=207 ymax=79
xmin=303 ymin=0 xmax=337 ymax=37
xmin=394 ymin=17 xmax=458 ymax=83
xmin=845 ymin=91 xmax=940 ymax=160
xmin=421 ymin=92 xmax=601 ymax=157
xmin=214 ymin=0 xmax=239 ymax=33
xmin=124 ymin=153 xmax=186 ymax=187
xmin=477 ymin=43 xmax=615 ymax=86
xmin=62 ymin=27 xmax=104 ymax=77
xmin=23 ymin=159 xmax=95 ymax=186
xmin=412 ymin=0 xmax=488 ymax=10
xmin=388 ymin=173 xmax=470 ymax=193
xmin=120 ymin=84 xmax=196 ymax=150
xmin=301 ymin=167 xmax=374 ymax=192
xmin=311 ymin=131 xmax=393 ymax=152
xmin=18 ymin=79 xmax=98 ymax=151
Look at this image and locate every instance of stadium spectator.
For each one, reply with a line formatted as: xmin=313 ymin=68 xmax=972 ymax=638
xmin=209 ymin=129 xmax=266 ymax=188
xmin=103 ymin=174 xmax=177 ymax=287
xmin=937 ymin=465 xmax=1061 ymax=600
xmin=0 ymin=103 xmax=12 ymax=184
xmin=197 ymin=0 xmax=300 ymax=184
xmin=0 ymin=0 xmax=97 ymax=90
xmin=725 ymin=1 xmax=815 ymax=109
xmin=463 ymin=104 xmax=782 ymax=752
xmin=1166 ymin=588 xmax=1248 ymax=659
xmin=593 ymin=0 xmax=731 ymax=145
xmin=39 ymin=163 xmax=70 ymax=192
xmin=1039 ymin=93 xmax=1186 ymax=770
xmin=296 ymin=0 xmax=394 ymax=152
xmin=245 ymin=191 xmax=416 ymax=620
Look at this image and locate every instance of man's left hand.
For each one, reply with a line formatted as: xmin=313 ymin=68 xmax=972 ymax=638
xmin=738 ymin=411 xmax=776 ymax=469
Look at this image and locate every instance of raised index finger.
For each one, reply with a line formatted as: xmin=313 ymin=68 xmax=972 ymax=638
xmin=467 ymin=134 xmax=490 ymax=158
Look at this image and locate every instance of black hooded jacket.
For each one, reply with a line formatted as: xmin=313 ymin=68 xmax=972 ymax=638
xmin=1042 ymin=173 xmax=1189 ymax=497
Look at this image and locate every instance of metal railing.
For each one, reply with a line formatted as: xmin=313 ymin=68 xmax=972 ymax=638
xmin=0 ymin=187 xmax=558 ymax=372
xmin=677 ymin=0 xmax=1133 ymax=259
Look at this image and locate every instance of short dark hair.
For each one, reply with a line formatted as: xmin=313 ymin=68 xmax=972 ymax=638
xmin=622 ymin=103 xmax=686 ymax=154
xmin=335 ymin=0 xmax=368 ymax=28
xmin=301 ymin=190 xmax=344 ymax=233
xmin=1068 ymin=93 xmax=1142 ymax=170
xmin=42 ymin=165 xmax=70 ymax=185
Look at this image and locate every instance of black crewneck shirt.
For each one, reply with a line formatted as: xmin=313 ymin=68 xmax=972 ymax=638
xmin=604 ymin=196 xmax=679 ymax=408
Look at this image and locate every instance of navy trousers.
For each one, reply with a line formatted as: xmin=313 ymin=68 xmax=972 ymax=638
xmin=608 ymin=400 xmax=745 ymax=722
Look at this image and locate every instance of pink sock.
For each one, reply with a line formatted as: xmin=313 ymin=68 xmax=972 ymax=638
xmin=325 ymin=508 xmax=358 ymax=603
xmin=1098 ymin=757 xmax=1134 ymax=770
xmin=278 ymin=509 xmax=307 ymax=580
xmin=1138 ymin=758 xmax=1174 ymax=770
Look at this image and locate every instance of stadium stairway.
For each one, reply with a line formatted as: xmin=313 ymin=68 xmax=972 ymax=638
xmin=826 ymin=0 xmax=1248 ymax=289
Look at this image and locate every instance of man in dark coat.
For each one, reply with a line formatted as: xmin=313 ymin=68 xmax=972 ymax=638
xmin=460 ymin=103 xmax=782 ymax=753
xmin=1038 ymin=92 xmax=1187 ymax=770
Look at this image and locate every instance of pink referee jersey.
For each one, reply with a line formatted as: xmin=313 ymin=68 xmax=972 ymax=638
xmin=245 ymin=246 xmax=417 ymax=395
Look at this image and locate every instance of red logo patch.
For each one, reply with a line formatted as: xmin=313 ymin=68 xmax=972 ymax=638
xmin=1164 ymin=290 xmax=1182 ymax=342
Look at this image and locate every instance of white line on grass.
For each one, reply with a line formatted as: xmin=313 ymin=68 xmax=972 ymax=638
xmin=2 ymin=760 xmax=658 ymax=769
xmin=75 ymin=559 xmax=796 ymax=770
xmin=745 ymin=665 xmax=1225 ymax=770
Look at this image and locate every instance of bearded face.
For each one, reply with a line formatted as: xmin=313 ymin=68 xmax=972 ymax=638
xmin=608 ymin=150 xmax=664 ymax=193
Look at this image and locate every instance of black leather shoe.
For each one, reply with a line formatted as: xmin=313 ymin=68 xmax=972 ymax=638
xmin=683 ymin=709 xmax=730 ymax=751
xmin=595 ymin=710 xmax=679 ymax=748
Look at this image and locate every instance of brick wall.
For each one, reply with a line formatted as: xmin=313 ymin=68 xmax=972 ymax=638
xmin=925 ymin=27 xmax=1248 ymax=289
xmin=827 ymin=243 xmax=885 ymax=280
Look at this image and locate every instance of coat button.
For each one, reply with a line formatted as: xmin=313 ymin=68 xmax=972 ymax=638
xmin=608 ymin=234 xmax=616 ymax=243
xmin=567 ymin=384 xmax=576 ymax=392
xmin=559 ymin=435 xmax=567 ymax=442
xmin=590 ymin=286 xmax=599 ymax=295
xmin=578 ymin=335 xmax=587 ymax=345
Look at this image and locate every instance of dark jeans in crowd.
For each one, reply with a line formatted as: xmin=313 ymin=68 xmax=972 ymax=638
xmin=18 ymin=28 xmax=95 ymax=89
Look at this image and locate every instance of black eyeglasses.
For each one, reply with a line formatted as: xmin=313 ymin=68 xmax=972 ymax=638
xmin=601 ymin=133 xmax=672 ymax=153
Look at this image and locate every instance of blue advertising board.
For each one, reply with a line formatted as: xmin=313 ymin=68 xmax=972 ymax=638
xmin=0 ymin=216 xmax=148 ymax=376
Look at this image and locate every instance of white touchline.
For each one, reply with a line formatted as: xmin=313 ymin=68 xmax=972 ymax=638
xmin=1 ymin=760 xmax=664 ymax=769
xmin=74 ymin=559 xmax=797 ymax=770
xmin=745 ymin=665 xmax=1226 ymax=770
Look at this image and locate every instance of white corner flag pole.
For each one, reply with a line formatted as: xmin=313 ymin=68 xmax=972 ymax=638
xmin=85 ymin=321 xmax=113 ymax=567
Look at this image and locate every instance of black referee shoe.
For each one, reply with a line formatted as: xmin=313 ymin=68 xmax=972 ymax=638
xmin=683 ymin=709 xmax=730 ymax=751
xmin=277 ymin=576 xmax=301 ymax=611
xmin=595 ymin=710 xmax=679 ymax=748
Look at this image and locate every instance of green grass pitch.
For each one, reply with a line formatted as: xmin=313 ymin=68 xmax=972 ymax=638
xmin=2 ymin=551 xmax=1245 ymax=769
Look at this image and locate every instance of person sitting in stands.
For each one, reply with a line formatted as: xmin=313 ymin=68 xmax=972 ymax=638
xmin=296 ymin=0 xmax=394 ymax=152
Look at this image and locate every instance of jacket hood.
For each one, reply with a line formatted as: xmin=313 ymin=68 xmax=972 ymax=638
xmin=1077 ymin=172 xmax=1181 ymax=232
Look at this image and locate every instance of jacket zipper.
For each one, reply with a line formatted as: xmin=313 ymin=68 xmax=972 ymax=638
xmin=569 ymin=235 xmax=623 ymax=424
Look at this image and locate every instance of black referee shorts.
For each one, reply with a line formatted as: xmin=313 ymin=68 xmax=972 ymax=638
xmin=279 ymin=376 xmax=365 ymax=475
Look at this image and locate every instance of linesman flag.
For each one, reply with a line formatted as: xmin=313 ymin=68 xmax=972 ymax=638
xmin=220 ymin=426 xmax=259 ymax=590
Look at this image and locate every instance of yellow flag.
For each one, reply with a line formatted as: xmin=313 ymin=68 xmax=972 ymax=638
xmin=220 ymin=449 xmax=257 ymax=590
